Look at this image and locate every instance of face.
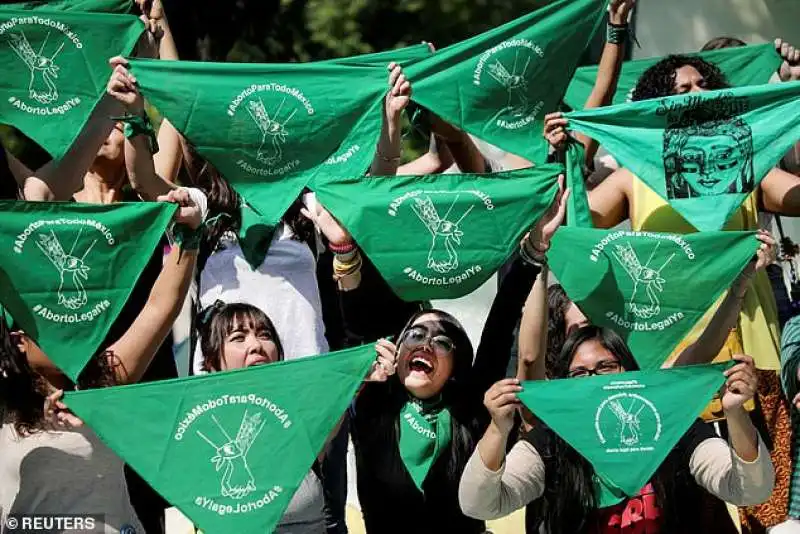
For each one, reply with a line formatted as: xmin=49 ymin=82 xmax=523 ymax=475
xmin=673 ymin=65 xmax=709 ymax=95
xmin=677 ymin=134 xmax=743 ymax=196
xmin=220 ymin=319 xmax=280 ymax=371
xmin=564 ymin=303 xmax=589 ymax=336
xmin=567 ymin=339 xmax=624 ymax=379
xmin=396 ymin=313 xmax=456 ymax=400
xmin=95 ymin=123 xmax=125 ymax=165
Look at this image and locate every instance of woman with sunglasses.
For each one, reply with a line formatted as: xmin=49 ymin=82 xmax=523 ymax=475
xmin=460 ymin=324 xmax=775 ymax=533
xmin=340 ymin=179 xmax=569 ymax=533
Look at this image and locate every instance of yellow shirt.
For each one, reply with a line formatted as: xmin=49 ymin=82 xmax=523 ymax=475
xmin=631 ymin=176 xmax=781 ymax=370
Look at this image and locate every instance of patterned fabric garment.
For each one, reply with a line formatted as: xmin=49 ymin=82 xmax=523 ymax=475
xmin=780 ymin=316 xmax=800 ymax=521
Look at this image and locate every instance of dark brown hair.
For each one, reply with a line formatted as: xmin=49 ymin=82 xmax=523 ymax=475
xmin=198 ymin=301 xmax=283 ymax=372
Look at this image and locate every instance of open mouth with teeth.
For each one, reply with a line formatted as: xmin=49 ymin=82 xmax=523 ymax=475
xmin=407 ymin=351 xmax=436 ymax=376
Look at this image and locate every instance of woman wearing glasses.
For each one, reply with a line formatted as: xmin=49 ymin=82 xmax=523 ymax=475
xmin=459 ymin=325 xmax=775 ymax=534
xmin=340 ymin=180 xmax=570 ymax=534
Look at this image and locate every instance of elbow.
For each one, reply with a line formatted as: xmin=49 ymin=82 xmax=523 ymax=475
xmin=458 ymin=481 xmax=501 ymax=521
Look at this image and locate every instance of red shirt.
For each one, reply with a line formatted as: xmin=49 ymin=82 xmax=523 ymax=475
xmin=595 ymin=483 xmax=662 ymax=534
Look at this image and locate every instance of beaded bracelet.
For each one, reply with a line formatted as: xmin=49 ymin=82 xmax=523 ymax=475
xmin=329 ymin=241 xmax=357 ymax=255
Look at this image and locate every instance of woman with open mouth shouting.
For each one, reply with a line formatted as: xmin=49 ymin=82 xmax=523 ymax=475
xmin=340 ymin=176 xmax=570 ymax=534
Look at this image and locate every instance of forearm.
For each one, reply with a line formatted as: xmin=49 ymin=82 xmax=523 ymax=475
xmin=444 ymin=131 xmax=486 ymax=173
xmin=517 ymin=265 xmax=548 ymax=381
xmin=369 ymin=108 xmax=402 ymax=176
xmin=22 ymin=95 xmax=122 ymax=201
xmin=725 ymin=406 xmax=760 ymax=462
xmin=673 ymin=270 xmax=750 ymax=366
xmin=109 ymin=244 xmax=197 ymax=384
xmin=126 ymin=135 xmax=176 ymax=200
xmin=478 ymin=422 xmax=510 ymax=472
xmin=397 ymin=136 xmax=452 ymax=175
xmin=460 ymin=435 xmax=544 ymax=520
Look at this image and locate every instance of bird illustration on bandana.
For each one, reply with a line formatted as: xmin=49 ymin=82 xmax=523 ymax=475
xmin=411 ymin=195 xmax=473 ymax=274
xmin=36 ymin=230 xmax=95 ymax=311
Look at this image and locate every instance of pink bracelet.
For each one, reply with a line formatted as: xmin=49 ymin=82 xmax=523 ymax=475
xmin=329 ymin=241 xmax=356 ymax=254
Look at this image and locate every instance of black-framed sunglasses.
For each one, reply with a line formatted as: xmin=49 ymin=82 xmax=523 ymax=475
xmin=400 ymin=324 xmax=456 ymax=356
xmin=567 ymin=360 xmax=621 ymax=379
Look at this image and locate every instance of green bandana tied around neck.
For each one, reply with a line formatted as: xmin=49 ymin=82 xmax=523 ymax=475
xmin=565 ymin=81 xmax=800 ymax=231
xmin=564 ymin=43 xmax=782 ymax=110
xmin=518 ymin=362 xmax=732 ymax=502
xmin=0 ymin=10 xmax=144 ymax=158
xmin=65 ymin=344 xmax=376 ymax=534
xmin=0 ymin=200 xmax=175 ymax=381
xmin=398 ymin=397 xmax=452 ymax=492
xmin=129 ymin=58 xmax=387 ymax=234
xmin=313 ymin=165 xmax=561 ymax=300
xmin=548 ymin=227 xmax=758 ymax=370
xmin=405 ymin=0 xmax=606 ymax=165
xmin=0 ymin=0 xmax=133 ymax=13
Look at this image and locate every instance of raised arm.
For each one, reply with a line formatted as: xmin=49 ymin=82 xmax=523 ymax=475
xmin=516 ymin=265 xmax=549 ymax=382
xmin=370 ymin=62 xmax=411 ymax=176
xmin=690 ymin=356 xmax=774 ymax=506
xmin=8 ymin=94 xmax=122 ymax=201
xmin=468 ymin=176 xmax=569 ymax=398
xmin=143 ymin=0 xmax=184 ymax=184
xmin=397 ymin=135 xmax=455 ymax=175
xmin=673 ymin=230 xmax=777 ymax=367
xmin=107 ymin=57 xmax=175 ymax=200
xmin=104 ymin=188 xmax=203 ymax=384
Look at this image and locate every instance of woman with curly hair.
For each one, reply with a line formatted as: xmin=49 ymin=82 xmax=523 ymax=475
xmin=543 ymin=47 xmax=800 ymax=530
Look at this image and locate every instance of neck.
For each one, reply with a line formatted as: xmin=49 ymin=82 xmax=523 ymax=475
xmin=73 ymin=168 xmax=126 ymax=204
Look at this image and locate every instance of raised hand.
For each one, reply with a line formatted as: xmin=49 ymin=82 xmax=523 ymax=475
xmin=483 ymin=378 xmax=523 ymax=436
xmin=754 ymin=229 xmax=778 ymax=272
xmin=366 ymin=338 xmax=398 ymax=382
xmin=107 ymin=56 xmax=144 ymax=114
xmin=776 ymin=38 xmax=800 ymax=82
xmin=300 ymin=197 xmax=353 ymax=248
xmin=385 ymin=62 xmax=412 ymax=119
xmin=721 ymin=355 xmax=758 ymax=412
xmin=158 ymin=188 xmax=202 ymax=230
xmin=543 ymin=112 xmax=569 ymax=152
xmin=525 ymin=174 xmax=570 ymax=253
xmin=45 ymin=389 xmax=84 ymax=429
xmin=608 ymin=0 xmax=636 ymax=26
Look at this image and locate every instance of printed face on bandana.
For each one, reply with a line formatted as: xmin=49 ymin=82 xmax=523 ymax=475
xmin=664 ymin=118 xmax=754 ymax=199
xmin=220 ymin=317 xmax=281 ymax=371
xmin=567 ymin=340 xmax=624 ymax=379
xmin=397 ymin=315 xmax=456 ymax=399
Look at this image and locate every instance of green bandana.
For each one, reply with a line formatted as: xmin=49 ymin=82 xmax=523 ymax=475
xmin=518 ymin=362 xmax=732 ymax=500
xmin=0 ymin=1 xmax=132 ymax=13
xmin=398 ymin=397 xmax=452 ymax=491
xmin=129 ymin=58 xmax=387 ymax=231
xmin=65 ymin=345 xmax=375 ymax=534
xmin=565 ymin=141 xmax=593 ymax=228
xmin=322 ymin=43 xmax=432 ymax=67
xmin=0 ymin=200 xmax=175 ymax=381
xmin=548 ymin=227 xmax=758 ymax=370
xmin=405 ymin=0 xmax=605 ymax=165
xmin=313 ymin=165 xmax=561 ymax=300
xmin=565 ymin=81 xmax=800 ymax=231
xmin=0 ymin=10 xmax=143 ymax=158
xmin=564 ymin=43 xmax=782 ymax=110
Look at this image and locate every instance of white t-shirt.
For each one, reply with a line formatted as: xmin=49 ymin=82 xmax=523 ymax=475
xmin=193 ymin=221 xmax=328 ymax=374
xmin=0 ymin=424 xmax=145 ymax=534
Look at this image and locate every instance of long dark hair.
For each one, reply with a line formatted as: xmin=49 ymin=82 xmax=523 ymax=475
xmin=631 ymin=55 xmax=730 ymax=102
xmin=180 ymin=142 xmax=313 ymax=270
xmin=546 ymin=285 xmax=571 ymax=377
xmin=197 ymin=301 xmax=284 ymax=372
xmin=377 ymin=309 xmax=478 ymax=481
xmin=531 ymin=326 xmax=689 ymax=533
xmin=0 ymin=318 xmax=116 ymax=435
